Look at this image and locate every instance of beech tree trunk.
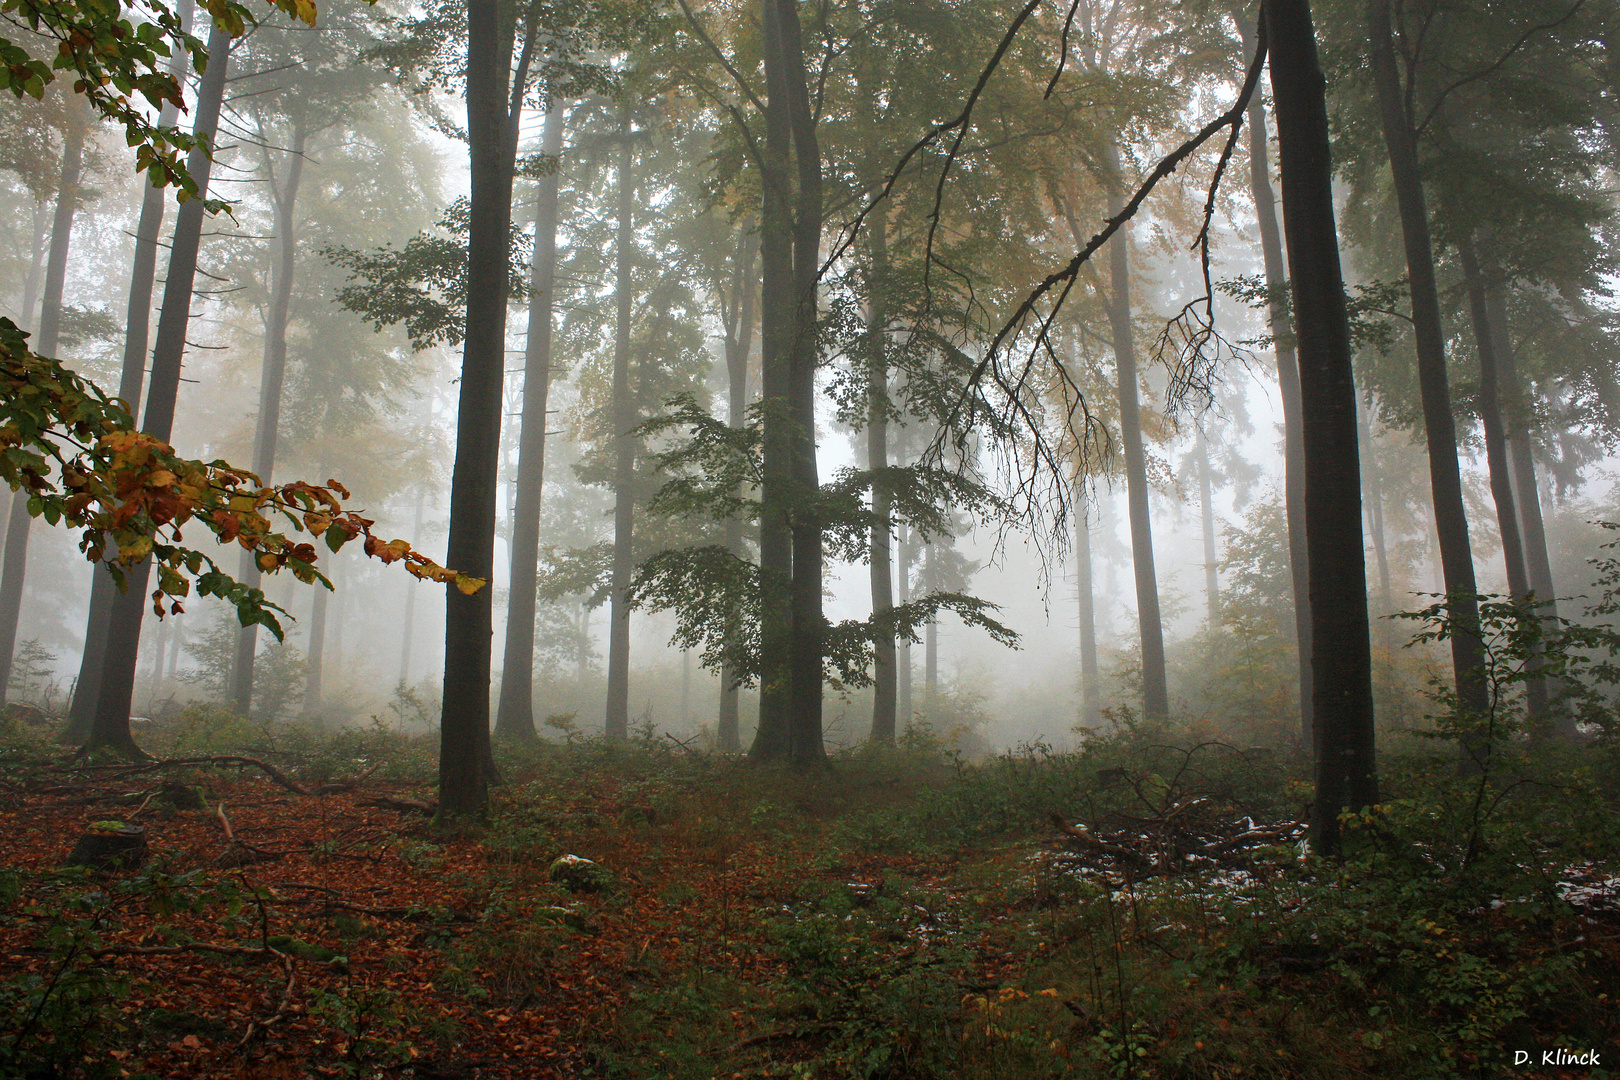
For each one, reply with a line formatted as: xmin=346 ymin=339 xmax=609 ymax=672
xmin=1357 ymin=391 xmax=1394 ymax=638
xmin=604 ymin=109 xmax=636 ymax=742
xmin=304 ymin=579 xmax=327 ymax=716
xmin=780 ymin=0 xmax=825 ymax=768
xmin=437 ymin=0 xmax=517 ymax=816
xmin=1460 ymin=234 xmax=1550 ymax=729
xmin=0 ymin=125 xmax=83 ymax=708
xmin=867 ymin=216 xmax=896 ymax=745
xmin=66 ymin=2 xmax=190 ymax=744
xmin=494 ymin=104 xmax=566 ymax=742
xmin=1264 ymin=0 xmax=1377 ymax=853
xmin=717 ymin=226 xmax=756 ymax=752
xmin=89 ymin=20 xmax=234 ymax=758
xmin=230 ymin=121 xmax=308 ymax=718
xmin=1076 ymin=490 xmax=1101 ymax=728
xmin=398 ymin=495 xmax=424 ymax=687
xmin=1367 ymin=0 xmax=1490 ymax=765
xmin=751 ymin=0 xmax=801 ymax=762
xmin=923 ymin=541 xmax=937 ymax=699
xmin=1196 ymin=426 xmax=1219 ymax=627
xmin=896 ymin=522 xmax=913 ymax=725
xmin=1237 ymin=22 xmax=1314 ymax=741
xmin=1104 ymin=141 xmax=1169 ymax=720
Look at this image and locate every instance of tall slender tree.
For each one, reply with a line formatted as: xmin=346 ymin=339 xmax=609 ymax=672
xmin=1366 ymin=0 xmax=1489 ymax=755
xmin=1238 ymin=7 xmax=1313 ymax=742
xmin=604 ymin=106 xmax=637 ymax=742
xmin=0 ymin=118 xmax=82 ymax=706
xmin=494 ymin=103 xmax=568 ymax=741
xmin=64 ymin=0 xmax=193 ymax=743
xmin=1264 ymin=0 xmax=1378 ymax=852
xmin=88 ymin=19 xmax=235 ymax=756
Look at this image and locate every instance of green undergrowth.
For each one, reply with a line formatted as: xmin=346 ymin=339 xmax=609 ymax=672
xmin=3 ymin=704 xmax=1618 ymax=1079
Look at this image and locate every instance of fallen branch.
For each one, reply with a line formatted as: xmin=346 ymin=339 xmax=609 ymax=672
xmin=1046 ymin=811 xmax=1155 ymax=869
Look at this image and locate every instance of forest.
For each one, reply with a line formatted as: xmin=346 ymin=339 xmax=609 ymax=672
xmin=1 ymin=0 xmax=1619 ymax=1075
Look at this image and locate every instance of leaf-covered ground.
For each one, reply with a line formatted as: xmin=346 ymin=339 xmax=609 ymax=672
xmin=3 ymin=730 xmax=1618 ymax=1079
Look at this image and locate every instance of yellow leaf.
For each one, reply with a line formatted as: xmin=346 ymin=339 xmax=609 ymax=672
xmin=454 ymin=574 xmax=488 ymax=596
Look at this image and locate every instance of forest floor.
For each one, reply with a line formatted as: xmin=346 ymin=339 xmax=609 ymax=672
xmin=1 ymin=715 xmax=1618 ymax=1080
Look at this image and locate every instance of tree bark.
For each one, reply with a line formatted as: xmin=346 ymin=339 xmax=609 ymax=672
xmin=1104 ymin=141 xmax=1169 ymax=720
xmin=750 ymin=0 xmax=798 ymax=762
xmin=717 ymin=225 xmax=756 ymax=752
xmin=495 ymin=104 xmax=566 ymax=742
xmin=304 ymin=577 xmax=327 ymax=716
xmin=230 ymin=121 xmax=308 ymax=718
xmin=866 ymin=215 xmax=896 ymax=745
xmin=1461 ymin=233 xmax=1550 ymax=730
xmin=0 ymin=124 xmax=83 ymax=708
xmin=1235 ymin=21 xmax=1314 ymax=741
xmin=1076 ymin=489 xmax=1101 ymax=728
xmin=896 ymin=522 xmax=913 ymax=726
xmin=398 ymin=494 xmax=424 ymax=687
xmin=1367 ymin=0 xmax=1490 ymax=764
xmin=1356 ymin=390 xmax=1393 ymax=636
xmin=89 ymin=20 xmax=233 ymax=757
xmin=1264 ymin=0 xmax=1377 ymax=852
xmin=923 ymin=540 xmax=937 ymax=699
xmin=65 ymin=3 xmax=191 ymax=743
xmin=437 ymin=0 xmax=517 ymax=815
xmin=781 ymin=0 xmax=825 ymax=768
xmin=604 ymin=107 xmax=636 ymax=742
xmin=1196 ymin=425 xmax=1219 ymax=628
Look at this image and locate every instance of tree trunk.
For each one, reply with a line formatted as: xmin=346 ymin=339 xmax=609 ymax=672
xmin=781 ymin=0 xmax=825 ymax=768
xmin=750 ymin=0 xmax=798 ymax=762
xmin=1356 ymin=390 xmax=1393 ymax=642
xmin=604 ymin=108 xmax=636 ymax=742
xmin=65 ymin=4 xmax=192 ymax=742
xmin=1235 ymin=23 xmax=1314 ymax=741
xmin=1104 ymin=141 xmax=1169 ymax=720
xmin=717 ymin=226 xmax=756 ymax=752
xmin=1196 ymin=425 xmax=1219 ymax=628
xmin=897 ymin=522 xmax=913 ymax=726
xmin=1076 ymin=490 xmax=1101 ymax=728
xmin=305 ymin=578 xmax=327 ymax=716
xmin=88 ymin=21 xmax=233 ymax=758
xmin=18 ymin=200 xmax=46 ymax=329
xmin=230 ymin=121 xmax=308 ymax=718
xmin=437 ymin=0 xmax=518 ymax=816
xmin=923 ymin=540 xmax=937 ymax=699
xmin=0 ymin=124 xmax=83 ymax=708
xmin=398 ymin=494 xmax=424 ymax=687
xmin=1265 ymin=0 xmax=1377 ymax=853
xmin=1367 ymin=0 xmax=1490 ymax=764
xmin=495 ymin=104 xmax=566 ymax=742
xmin=866 ymin=215 xmax=896 ymax=745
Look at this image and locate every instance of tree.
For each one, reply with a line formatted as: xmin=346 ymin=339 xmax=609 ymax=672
xmin=1265 ymin=0 xmax=1377 ymax=852
xmin=493 ymin=102 xmax=568 ymax=742
xmin=63 ymin=0 xmax=193 ymax=745
xmin=1366 ymin=0 xmax=1490 ymax=762
xmin=604 ymin=104 xmax=637 ymax=742
xmin=0 ymin=107 xmax=84 ymax=706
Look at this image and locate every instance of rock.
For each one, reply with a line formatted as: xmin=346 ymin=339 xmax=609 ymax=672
xmin=63 ymin=822 xmax=147 ymax=871
xmin=535 ymin=905 xmax=593 ymax=932
xmin=548 ymin=853 xmax=611 ymax=893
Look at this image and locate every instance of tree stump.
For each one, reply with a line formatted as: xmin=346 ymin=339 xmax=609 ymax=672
xmin=64 ymin=823 xmax=148 ymax=871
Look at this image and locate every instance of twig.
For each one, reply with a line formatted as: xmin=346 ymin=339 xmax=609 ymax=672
xmin=124 ymin=791 xmax=156 ymax=821
xmin=216 ymin=801 xmax=234 ymax=840
xmin=234 ymin=947 xmax=296 ymax=1052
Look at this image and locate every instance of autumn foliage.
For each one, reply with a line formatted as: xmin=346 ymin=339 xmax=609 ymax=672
xmin=0 ymin=317 xmax=479 ymax=637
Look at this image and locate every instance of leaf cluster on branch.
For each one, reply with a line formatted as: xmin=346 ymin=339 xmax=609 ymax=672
xmin=0 ymin=317 xmax=479 ymax=639
xmin=0 ymin=0 xmax=320 ymax=209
